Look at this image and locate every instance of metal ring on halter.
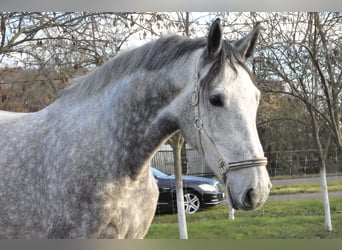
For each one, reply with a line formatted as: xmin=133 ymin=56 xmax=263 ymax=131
xmin=194 ymin=118 xmax=203 ymax=130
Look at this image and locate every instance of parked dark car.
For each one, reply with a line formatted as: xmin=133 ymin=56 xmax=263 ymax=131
xmin=152 ymin=167 xmax=225 ymax=214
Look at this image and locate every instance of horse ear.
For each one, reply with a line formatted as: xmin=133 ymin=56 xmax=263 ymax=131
xmin=207 ymin=18 xmax=222 ymax=59
xmin=233 ymin=22 xmax=260 ymax=62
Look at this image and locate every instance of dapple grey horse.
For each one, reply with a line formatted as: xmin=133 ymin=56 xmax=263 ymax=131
xmin=0 ymin=19 xmax=271 ymax=238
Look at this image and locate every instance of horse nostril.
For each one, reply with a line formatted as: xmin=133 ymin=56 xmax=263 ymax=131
xmin=244 ymin=188 xmax=254 ymax=208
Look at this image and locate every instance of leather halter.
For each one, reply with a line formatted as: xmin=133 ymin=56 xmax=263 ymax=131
xmin=191 ymin=71 xmax=267 ymax=179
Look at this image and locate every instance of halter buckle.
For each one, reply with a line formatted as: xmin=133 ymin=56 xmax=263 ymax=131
xmin=192 ymin=89 xmax=199 ymax=106
xmin=218 ymin=159 xmax=228 ymax=174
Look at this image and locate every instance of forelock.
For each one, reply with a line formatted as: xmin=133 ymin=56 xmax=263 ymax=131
xmin=199 ymin=40 xmax=249 ymax=95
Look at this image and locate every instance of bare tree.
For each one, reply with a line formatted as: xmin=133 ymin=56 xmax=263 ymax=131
xmin=167 ymin=12 xmax=192 ymax=239
xmin=212 ymin=12 xmax=341 ymax=229
xmin=251 ymin=12 xmax=341 ymax=232
xmin=0 ymin=12 xmax=176 ymax=111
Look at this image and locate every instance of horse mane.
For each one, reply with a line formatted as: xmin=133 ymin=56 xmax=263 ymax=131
xmin=59 ymin=34 xmax=247 ymax=102
xmin=59 ymin=35 xmax=207 ymax=101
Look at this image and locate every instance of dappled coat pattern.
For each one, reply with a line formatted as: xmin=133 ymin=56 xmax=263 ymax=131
xmin=0 ymin=19 xmax=271 ymax=238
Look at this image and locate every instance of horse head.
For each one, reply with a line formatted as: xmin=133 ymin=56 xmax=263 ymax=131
xmin=179 ymin=19 xmax=271 ymax=211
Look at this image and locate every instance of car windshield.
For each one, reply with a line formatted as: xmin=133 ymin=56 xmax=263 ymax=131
xmin=151 ymin=167 xmax=169 ymax=178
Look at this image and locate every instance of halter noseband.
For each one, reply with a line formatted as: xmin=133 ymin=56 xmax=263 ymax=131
xmin=192 ymin=70 xmax=267 ymax=180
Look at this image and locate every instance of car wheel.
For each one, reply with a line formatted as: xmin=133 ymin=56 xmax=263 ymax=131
xmin=184 ymin=192 xmax=201 ymax=214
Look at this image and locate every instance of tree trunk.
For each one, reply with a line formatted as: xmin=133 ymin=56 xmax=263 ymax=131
xmin=319 ymin=165 xmax=332 ymax=231
xmin=227 ymin=198 xmax=235 ymax=220
xmin=169 ymin=132 xmax=188 ymax=239
xmin=309 ymin=107 xmax=333 ymax=232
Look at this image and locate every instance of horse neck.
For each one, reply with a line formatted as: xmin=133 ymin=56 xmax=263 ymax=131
xmin=102 ymin=53 xmax=199 ymax=178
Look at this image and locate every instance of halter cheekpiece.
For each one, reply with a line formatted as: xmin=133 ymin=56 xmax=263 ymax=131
xmin=191 ymin=68 xmax=267 ymax=180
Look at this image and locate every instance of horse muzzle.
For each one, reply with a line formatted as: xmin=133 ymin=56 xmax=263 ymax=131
xmin=226 ymin=157 xmax=271 ymax=211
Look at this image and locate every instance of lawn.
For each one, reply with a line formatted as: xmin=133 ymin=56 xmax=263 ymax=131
xmin=271 ymin=181 xmax=342 ymax=195
xmin=145 ymin=197 xmax=342 ymax=239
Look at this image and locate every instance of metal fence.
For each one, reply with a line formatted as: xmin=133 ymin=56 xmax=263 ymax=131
xmin=265 ymin=149 xmax=341 ymax=176
xmin=151 ymin=145 xmax=342 ymax=177
xmin=151 ymin=144 xmax=213 ymax=177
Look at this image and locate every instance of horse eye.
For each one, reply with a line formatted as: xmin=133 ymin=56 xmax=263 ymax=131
xmin=209 ymin=94 xmax=224 ymax=107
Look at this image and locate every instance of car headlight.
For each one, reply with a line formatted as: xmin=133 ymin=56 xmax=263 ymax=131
xmin=198 ymin=184 xmax=217 ymax=192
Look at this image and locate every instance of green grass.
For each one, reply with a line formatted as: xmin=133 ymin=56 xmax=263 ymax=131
xmin=270 ymin=173 xmax=342 ymax=180
xmin=271 ymin=182 xmax=342 ymax=195
xmin=145 ymin=197 xmax=342 ymax=239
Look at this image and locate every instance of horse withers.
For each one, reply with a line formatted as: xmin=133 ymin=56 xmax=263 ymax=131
xmin=0 ymin=19 xmax=271 ymax=238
